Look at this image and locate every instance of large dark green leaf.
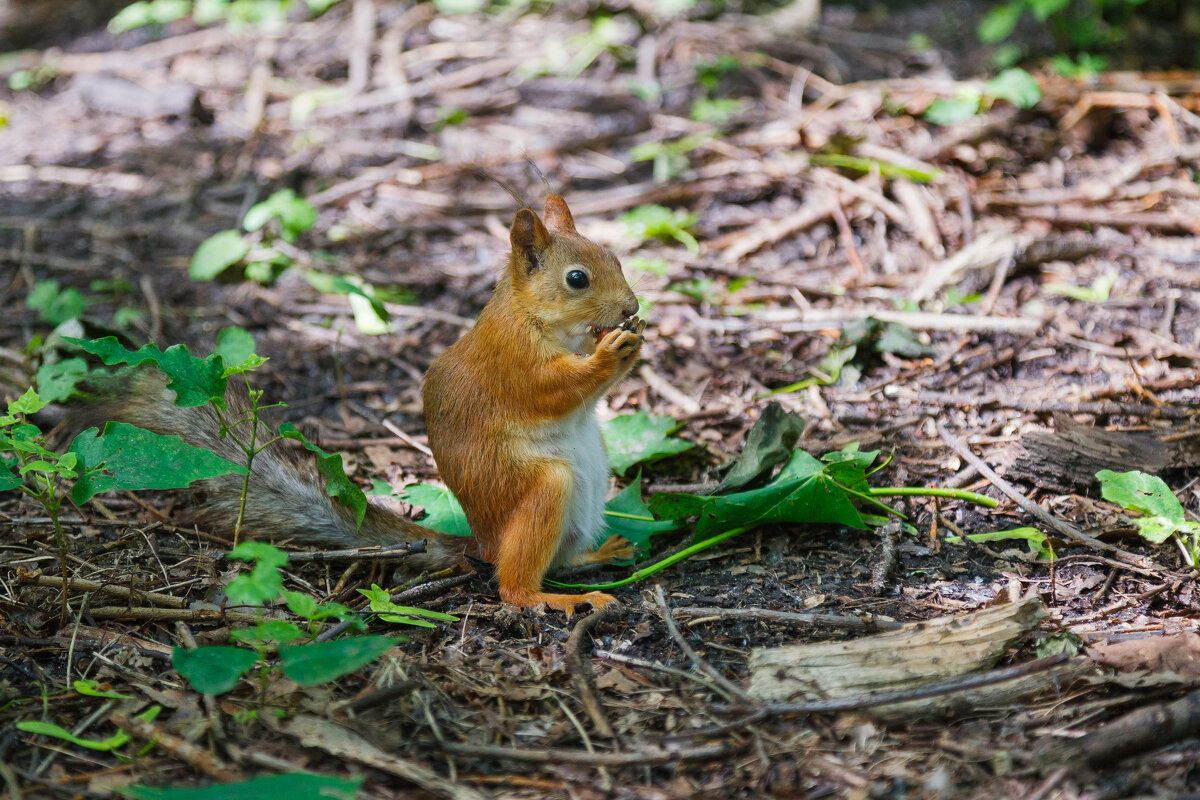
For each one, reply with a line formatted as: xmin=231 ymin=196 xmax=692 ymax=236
xmin=715 ymin=402 xmax=805 ymax=492
xmin=278 ymin=636 xmax=399 ymax=686
xmin=69 ymin=422 xmax=245 ymax=505
xmin=66 ymin=337 xmax=226 ymax=408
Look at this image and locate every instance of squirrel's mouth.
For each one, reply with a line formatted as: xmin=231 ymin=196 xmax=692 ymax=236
xmin=585 ymin=316 xmax=638 ymax=342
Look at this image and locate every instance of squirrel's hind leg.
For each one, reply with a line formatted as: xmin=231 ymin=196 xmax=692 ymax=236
xmin=494 ymin=463 xmax=621 ymax=614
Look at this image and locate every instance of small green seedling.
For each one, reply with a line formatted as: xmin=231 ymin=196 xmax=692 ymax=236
xmin=173 ymin=543 xmax=457 ymax=698
xmin=1044 ymin=268 xmax=1118 ymax=303
xmin=1098 ymin=469 xmax=1200 ymax=573
xmin=946 ymin=526 xmax=1055 ymax=561
xmin=190 ymin=189 xmax=318 ymax=283
xmin=923 ymin=68 xmax=1041 ymax=125
xmin=631 ymin=135 xmax=708 ymax=183
xmin=621 ymin=204 xmax=700 ymax=253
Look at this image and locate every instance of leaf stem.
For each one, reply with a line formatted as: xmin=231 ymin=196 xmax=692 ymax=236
xmin=866 ymin=486 xmax=997 ymax=507
xmin=548 ymin=526 xmax=752 ymax=591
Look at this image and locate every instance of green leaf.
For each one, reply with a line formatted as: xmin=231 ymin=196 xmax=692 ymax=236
xmin=985 ymin=68 xmax=1041 ymax=109
xmin=243 ymin=189 xmax=317 ymax=243
xmin=228 ymin=541 xmax=289 ymax=568
xmin=69 ymin=422 xmax=245 ymax=506
xmin=66 ymin=337 xmax=226 ymax=408
xmin=666 ymin=448 xmax=869 ymax=542
xmin=18 ymin=706 xmax=160 ymax=752
xmin=603 ymin=469 xmax=683 ymax=559
xmin=116 ymin=773 xmax=364 ymax=800
xmin=647 ymin=491 xmax=712 ymax=521
xmin=602 ymin=411 xmax=695 ymax=477
xmin=358 ymin=583 xmax=460 ymax=627
xmin=231 ymin=620 xmax=305 ymax=644
xmin=226 ymin=542 xmax=287 ymax=606
xmin=26 ymin=280 xmax=85 ymax=324
xmin=1097 ymin=469 xmax=1190 ymax=545
xmin=278 ymin=636 xmax=399 ymax=686
xmin=36 ymin=358 xmax=89 ymax=403
xmin=620 ymin=205 xmax=701 ymax=252
xmin=0 ymin=456 xmax=21 ymax=491
xmin=283 ymin=590 xmax=357 ymax=623
xmin=279 ymin=423 xmax=367 ymax=529
xmin=401 ymin=483 xmax=471 ymax=537
xmin=1029 ymin=0 xmax=1069 ymax=21
xmin=924 ymin=90 xmax=983 ymax=125
xmin=172 ymin=645 xmax=258 ymax=694
xmin=947 ymin=526 xmax=1054 ymax=560
xmin=807 ymin=153 xmax=943 ymax=184
xmin=213 ymin=327 xmax=257 ymax=370
xmin=74 ymin=679 xmax=134 ymax=700
xmin=875 ymin=322 xmax=933 ymax=358
xmin=1097 ymin=470 xmax=1185 ymax=523
xmin=715 ymin=403 xmax=805 ymax=492
xmin=189 ymin=230 xmax=251 ymax=281
xmin=8 ymin=386 xmax=47 ymax=416
xmin=977 ymin=2 xmax=1022 ymax=43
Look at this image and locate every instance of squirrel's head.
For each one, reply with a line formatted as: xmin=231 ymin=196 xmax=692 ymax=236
xmin=506 ymin=195 xmax=639 ymax=354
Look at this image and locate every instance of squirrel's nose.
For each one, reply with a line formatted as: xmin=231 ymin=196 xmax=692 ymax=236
xmin=622 ymin=299 xmax=639 ymax=318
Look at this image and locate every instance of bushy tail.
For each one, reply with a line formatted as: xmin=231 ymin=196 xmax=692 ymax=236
xmin=79 ymin=371 xmax=467 ymax=568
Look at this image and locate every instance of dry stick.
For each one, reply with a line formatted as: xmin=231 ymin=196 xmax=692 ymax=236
xmin=1039 ymin=688 xmax=1200 ymax=767
xmin=287 ymin=540 xmax=427 ymax=563
xmin=565 ymin=607 xmax=617 ymax=739
xmin=935 ymin=422 xmax=1164 ymax=574
xmin=654 ymin=585 xmax=751 ymax=702
xmin=22 ymin=576 xmax=187 ymax=608
xmin=673 ymin=606 xmax=903 ymax=631
xmin=1020 ymin=766 xmax=1069 ymax=800
xmin=86 ymin=606 xmax=264 ymax=625
xmin=917 ymin=391 xmax=1190 ymax=420
xmin=110 ymin=710 xmax=244 ymax=782
xmin=438 ymin=740 xmax=738 ymax=767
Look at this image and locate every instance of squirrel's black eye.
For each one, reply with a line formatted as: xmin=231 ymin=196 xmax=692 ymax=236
xmin=565 ymin=270 xmax=589 ymax=289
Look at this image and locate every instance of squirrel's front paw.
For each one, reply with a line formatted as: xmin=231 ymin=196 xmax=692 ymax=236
xmin=597 ymin=316 xmax=644 ymax=364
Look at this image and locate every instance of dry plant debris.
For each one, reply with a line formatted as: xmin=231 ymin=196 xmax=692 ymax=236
xmin=1 ymin=1 xmax=1200 ymax=798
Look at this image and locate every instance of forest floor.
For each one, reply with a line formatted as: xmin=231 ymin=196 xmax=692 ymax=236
xmin=1 ymin=1 xmax=1200 ymax=798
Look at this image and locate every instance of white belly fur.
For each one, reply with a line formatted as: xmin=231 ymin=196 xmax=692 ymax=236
xmin=532 ymin=406 xmax=609 ymax=568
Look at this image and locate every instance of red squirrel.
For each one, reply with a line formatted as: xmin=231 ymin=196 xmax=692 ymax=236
xmin=94 ymin=195 xmax=642 ymax=613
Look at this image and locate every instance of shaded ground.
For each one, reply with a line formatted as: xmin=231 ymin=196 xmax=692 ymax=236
xmin=2 ymin=1 xmax=1200 ymax=798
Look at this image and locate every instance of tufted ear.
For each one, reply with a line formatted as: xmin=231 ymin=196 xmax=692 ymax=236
xmin=542 ymin=194 xmax=577 ymax=234
xmin=510 ymin=207 xmax=551 ymax=275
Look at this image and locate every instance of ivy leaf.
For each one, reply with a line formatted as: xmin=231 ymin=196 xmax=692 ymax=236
xmin=602 ymin=411 xmax=695 ymax=477
xmin=26 ymin=280 xmax=86 ymax=325
xmin=654 ymin=448 xmax=867 ymax=543
xmin=243 ymin=189 xmax=317 ymax=243
xmin=172 ymin=646 xmax=258 ymax=694
xmin=189 ymin=230 xmax=250 ymax=281
xmin=977 ymin=1 xmax=1022 ymax=43
xmin=602 ymin=469 xmax=683 ymax=559
xmin=213 ymin=327 xmax=256 ymax=369
xmin=230 ymin=620 xmax=305 ymax=644
xmin=35 ymin=358 xmax=89 ymax=404
xmin=69 ymin=422 xmax=245 ymax=506
xmin=985 ymin=68 xmax=1041 ymax=109
xmin=278 ymin=635 xmax=399 ymax=686
xmin=279 ymin=423 xmax=367 ymax=529
xmin=924 ymin=90 xmax=983 ymax=125
xmin=1096 ymin=469 xmax=1199 ymax=544
xmin=715 ymin=403 xmax=805 ymax=492
xmin=401 ymin=483 xmax=470 ymax=537
xmin=115 ymin=773 xmax=364 ymax=800
xmin=66 ymin=337 xmax=226 ymax=408
xmin=8 ymin=386 xmax=48 ymax=416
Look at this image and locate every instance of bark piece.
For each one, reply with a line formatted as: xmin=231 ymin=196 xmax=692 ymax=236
xmin=748 ymin=597 xmax=1065 ymax=720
